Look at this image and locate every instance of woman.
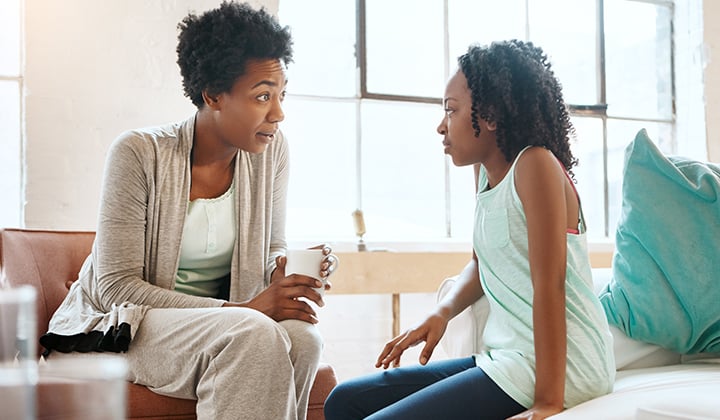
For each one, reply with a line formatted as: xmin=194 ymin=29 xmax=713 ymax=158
xmin=324 ymin=40 xmax=614 ymax=420
xmin=40 ymin=2 xmax=336 ymax=419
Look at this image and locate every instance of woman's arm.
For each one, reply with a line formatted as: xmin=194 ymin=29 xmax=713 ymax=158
xmin=513 ymin=147 xmax=569 ymax=418
xmin=94 ymin=132 xmax=223 ymax=310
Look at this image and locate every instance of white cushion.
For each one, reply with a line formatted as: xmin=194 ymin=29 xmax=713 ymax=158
xmin=548 ymin=363 xmax=720 ymax=419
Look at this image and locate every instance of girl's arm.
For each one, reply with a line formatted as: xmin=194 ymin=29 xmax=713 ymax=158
xmin=375 ymin=254 xmax=484 ymax=369
xmin=435 ymin=253 xmax=484 ymax=323
xmin=513 ymin=147 xmax=570 ymax=418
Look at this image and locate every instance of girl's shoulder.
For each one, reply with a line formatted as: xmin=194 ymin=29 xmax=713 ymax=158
xmin=513 ymin=146 xmax=562 ymax=181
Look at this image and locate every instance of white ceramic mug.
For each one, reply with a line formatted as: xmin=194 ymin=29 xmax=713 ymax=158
xmin=285 ymin=248 xmax=338 ymax=296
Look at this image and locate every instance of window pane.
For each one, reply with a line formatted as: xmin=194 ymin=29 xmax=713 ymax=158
xmin=282 ymin=97 xmax=357 ymax=241
xmin=0 ymin=0 xmax=21 ymax=75
xmin=605 ymin=0 xmax=673 ymax=119
xmin=528 ymin=0 xmax=597 ymax=105
xmin=606 ymin=119 xmax=673 ymax=233
xmin=361 ymin=100 xmax=446 ymax=240
xmin=0 ymin=81 xmax=22 ymax=227
xmin=278 ymin=0 xmax=356 ymax=97
xmin=448 ymin=0 xmax=526 ymax=63
xmin=571 ymin=117 xmax=606 ymax=239
xmin=365 ymin=0 xmax=444 ymax=97
xmin=448 ymin=160 xmax=475 ymax=241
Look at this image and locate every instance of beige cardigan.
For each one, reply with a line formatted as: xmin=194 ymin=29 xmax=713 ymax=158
xmin=44 ymin=114 xmax=289 ymax=351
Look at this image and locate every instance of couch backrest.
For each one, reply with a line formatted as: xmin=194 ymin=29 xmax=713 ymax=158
xmin=0 ymin=228 xmax=95 ymax=355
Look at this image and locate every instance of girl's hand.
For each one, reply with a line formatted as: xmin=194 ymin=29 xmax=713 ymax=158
xmin=507 ymin=404 xmax=563 ymax=420
xmin=375 ymin=311 xmax=449 ymax=369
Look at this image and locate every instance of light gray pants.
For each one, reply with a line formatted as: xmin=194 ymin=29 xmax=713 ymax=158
xmin=57 ymin=307 xmax=323 ymax=420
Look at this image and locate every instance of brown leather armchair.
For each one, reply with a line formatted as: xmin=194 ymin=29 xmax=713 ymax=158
xmin=0 ymin=228 xmax=337 ymax=420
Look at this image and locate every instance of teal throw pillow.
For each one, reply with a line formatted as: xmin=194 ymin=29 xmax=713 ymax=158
xmin=599 ymin=129 xmax=720 ymax=354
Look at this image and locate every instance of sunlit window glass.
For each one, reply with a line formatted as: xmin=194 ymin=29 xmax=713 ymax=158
xmin=448 ymin=0 xmax=526 ymax=62
xmin=605 ymin=0 xmax=673 ymax=119
xmin=282 ymin=97 xmax=357 ymax=241
xmin=0 ymin=81 xmax=21 ymax=227
xmin=278 ymin=0 xmax=356 ymax=97
xmin=0 ymin=0 xmax=21 ymax=76
xmin=571 ymin=117 xmax=605 ymax=238
xmin=361 ymin=100 xmax=446 ymax=240
xmin=365 ymin=0 xmax=444 ymax=97
xmin=529 ymin=0 xmax=597 ymax=105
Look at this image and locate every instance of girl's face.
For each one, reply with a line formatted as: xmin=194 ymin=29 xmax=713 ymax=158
xmin=436 ymin=69 xmax=496 ymax=167
xmin=206 ymin=58 xmax=287 ymax=154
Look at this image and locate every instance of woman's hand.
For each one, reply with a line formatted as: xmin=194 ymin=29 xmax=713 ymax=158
xmin=226 ymin=272 xmax=325 ymax=323
xmin=375 ymin=309 xmax=450 ymax=369
xmin=224 ymin=254 xmax=324 ymax=323
xmin=224 ymin=245 xmax=338 ymax=323
xmin=314 ymin=244 xmax=339 ymax=281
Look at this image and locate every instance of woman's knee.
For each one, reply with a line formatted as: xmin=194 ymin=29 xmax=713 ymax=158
xmin=279 ymin=319 xmax=323 ymax=355
xmin=221 ymin=308 xmax=292 ymax=353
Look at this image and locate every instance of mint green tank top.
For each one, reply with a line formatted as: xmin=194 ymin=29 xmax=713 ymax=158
xmin=472 ymin=148 xmax=615 ymax=409
xmin=175 ymin=180 xmax=236 ymax=298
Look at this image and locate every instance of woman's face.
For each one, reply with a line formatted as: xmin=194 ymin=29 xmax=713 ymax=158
xmin=436 ymin=69 xmax=496 ymax=167
xmin=208 ymin=58 xmax=287 ymax=154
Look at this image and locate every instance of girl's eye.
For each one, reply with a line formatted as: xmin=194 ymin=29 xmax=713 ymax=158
xmin=444 ymin=108 xmax=454 ymax=116
xmin=258 ymin=93 xmax=270 ymax=102
xmin=280 ymin=90 xmax=287 ymax=101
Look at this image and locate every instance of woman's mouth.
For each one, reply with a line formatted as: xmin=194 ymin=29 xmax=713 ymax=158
xmin=257 ymin=132 xmax=275 ymax=143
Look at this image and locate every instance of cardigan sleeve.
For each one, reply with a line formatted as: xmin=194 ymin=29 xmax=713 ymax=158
xmin=88 ymin=130 xmax=224 ymax=311
xmin=265 ymin=130 xmax=290 ymax=285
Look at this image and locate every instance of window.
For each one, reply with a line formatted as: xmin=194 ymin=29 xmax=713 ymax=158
xmin=0 ymin=0 xmax=23 ymax=228
xmin=278 ymin=0 xmax=692 ymax=244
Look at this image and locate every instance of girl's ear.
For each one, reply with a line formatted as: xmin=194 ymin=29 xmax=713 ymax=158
xmin=483 ymin=119 xmax=497 ymax=132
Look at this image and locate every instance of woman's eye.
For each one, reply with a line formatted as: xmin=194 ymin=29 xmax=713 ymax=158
xmin=444 ymin=108 xmax=454 ymax=116
xmin=258 ymin=93 xmax=270 ymax=102
xmin=280 ymin=90 xmax=287 ymax=101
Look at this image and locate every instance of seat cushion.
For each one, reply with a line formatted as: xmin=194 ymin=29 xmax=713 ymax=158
xmin=548 ymin=363 xmax=720 ymax=419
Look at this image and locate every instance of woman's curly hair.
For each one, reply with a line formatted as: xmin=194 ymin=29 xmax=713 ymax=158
xmin=176 ymin=1 xmax=293 ymax=108
xmin=458 ymin=39 xmax=578 ymax=177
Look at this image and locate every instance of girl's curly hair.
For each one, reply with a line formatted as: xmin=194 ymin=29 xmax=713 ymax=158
xmin=176 ymin=1 xmax=293 ymax=108
xmin=458 ymin=39 xmax=578 ymax=177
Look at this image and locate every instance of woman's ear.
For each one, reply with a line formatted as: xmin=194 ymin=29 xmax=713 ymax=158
xmin=202 ymin=90 xmax=221 ymax=110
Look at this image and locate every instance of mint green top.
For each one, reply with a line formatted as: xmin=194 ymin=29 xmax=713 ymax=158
xmin=175 ymin=180 xmax=236 ymax=298
xmin=473 ymin=148 xmax=615 ymax=409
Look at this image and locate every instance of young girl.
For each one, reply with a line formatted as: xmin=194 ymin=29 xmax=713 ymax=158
xmin=324 ymin=40 xmax=615 ymax=420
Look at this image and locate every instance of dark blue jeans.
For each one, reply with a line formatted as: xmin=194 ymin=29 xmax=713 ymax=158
xmin=324 ymin=357 xmax=525 ymax=420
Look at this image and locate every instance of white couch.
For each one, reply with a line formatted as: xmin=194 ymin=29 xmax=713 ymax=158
xmin=437 ymin=268 xmax=720 ymax=420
